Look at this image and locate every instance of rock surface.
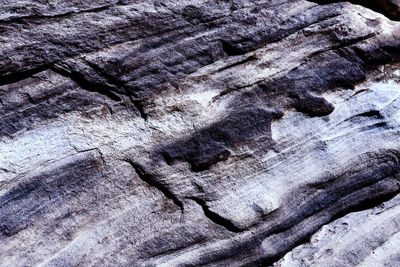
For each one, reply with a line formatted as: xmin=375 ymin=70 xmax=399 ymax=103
xmin=1 ymin=0 xmax=400 ymax=266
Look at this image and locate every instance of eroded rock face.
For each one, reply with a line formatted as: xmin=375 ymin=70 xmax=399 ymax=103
xmin=1 ymin=1 xmax=400 ymax=266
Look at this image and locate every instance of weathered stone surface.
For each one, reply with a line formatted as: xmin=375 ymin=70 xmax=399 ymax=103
xmin=1 ymin=0 xmax=400 ymax=266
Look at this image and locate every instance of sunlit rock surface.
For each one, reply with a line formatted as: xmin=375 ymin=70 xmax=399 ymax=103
xmin=1 ymin=0 xmax=400 ymax=266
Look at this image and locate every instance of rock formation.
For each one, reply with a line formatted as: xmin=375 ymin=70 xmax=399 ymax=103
xmin=1 ymin=0 xmax=400 ymax=266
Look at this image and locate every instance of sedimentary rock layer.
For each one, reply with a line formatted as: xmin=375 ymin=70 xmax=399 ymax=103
xmin=1 ymin=0 xmax=400 ymax=266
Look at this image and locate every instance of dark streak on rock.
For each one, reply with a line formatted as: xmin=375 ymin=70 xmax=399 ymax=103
xmin=3 ymin=5 xmax=115 ymax=26
xmin=0 ymin=154 xmax=103 ymax=239
xmin=311 ymin=0 xmax=400 ymax=21
xmin=0 ymin=64 xmax=52 ymax=86
xmin=52 ymin=63 xmax=122 ymax=102
xmin=290 ymin=91 xmax=335 ymax=117
xmin=157 ymin=108 xmax=282 ymax=172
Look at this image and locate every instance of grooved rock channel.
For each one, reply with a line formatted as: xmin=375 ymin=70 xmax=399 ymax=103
xmin=1 ymin=0 xmax=400 ymax=266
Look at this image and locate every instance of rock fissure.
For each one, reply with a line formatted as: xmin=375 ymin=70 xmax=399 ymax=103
xmin=124 ymin=159 xmax=184 ymax=212
xmin=187 ymin=197 xmax=242 ymax=233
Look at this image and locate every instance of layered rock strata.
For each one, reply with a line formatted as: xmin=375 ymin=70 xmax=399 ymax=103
xmin=1 ymin=0 xmax=400 ymax=266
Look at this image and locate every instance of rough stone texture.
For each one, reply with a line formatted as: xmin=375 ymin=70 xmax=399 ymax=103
xmin=1 ymin=0 xmax=400 ymax=266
